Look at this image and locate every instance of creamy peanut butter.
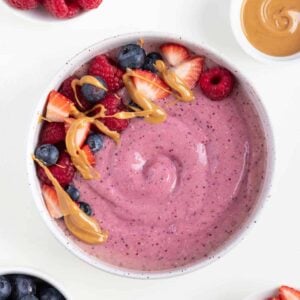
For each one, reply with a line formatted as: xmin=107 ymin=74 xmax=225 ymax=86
xmin=241 ymin=0 xmax=300 ymax=56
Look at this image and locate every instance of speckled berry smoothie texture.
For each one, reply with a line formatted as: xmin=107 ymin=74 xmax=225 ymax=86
xmin=59 ymin=78 xmax=267 ymax=271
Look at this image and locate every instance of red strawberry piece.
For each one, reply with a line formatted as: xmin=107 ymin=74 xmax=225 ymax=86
xmin=82 ymin=145 xmax=96 ymax=165
xmin=77 ymin=0 xmax=102 ymax=9
xmin=46 ymin=90 xmax=73 ymax=122
xmin=65 ymin=118 xmax=90 ymax=147
xmin=88 ymin=55 xmax=124 ymax=92
xmin=279 ymin=286 xmax=300 ymax=300
xmin=41 ymin=184 xmax=63 ymax=219
xmin=160 ymin=43 xmax=190 ymax=66
xmin=173 ymin=56 xmax=204 ymax=89
xmin=40 ymin=122 xmax=66 ymax=145
xmin=199 ymin=67 xmax=235 ymax=101
xmin=8 ymin=0 xmax=38 ymax=9
xmin=38 ymin=152 xmax=75 ymax=187
xmin=59 ymin=76 xmax=92 ymax=111
xmin=132 ymin=70 xmax=170 ymax=100
xmin=43 ymin=0 xmax=81 ymax=18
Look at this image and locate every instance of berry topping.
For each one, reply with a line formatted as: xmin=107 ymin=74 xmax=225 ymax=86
xmin=12 ymin=275 xmax=36 ymax=299
xmin=35 ymin=144 xmax=59 ymax=167
xmin=102 ymin=117 xmax=129 ymax=133
xmin=132 ymin=70 xmax=170 ymax=100
xmin=199 ymin=67 xmax=234 ymax=101
xmin=8 ymin=0 xmax=38 ymax=9
xmin=101 ymin=94 xmax=122 ymax=115
xmin=43 ymin=0 xmax=80 ymax=18
xmin=160 ymin=43 xmax=190 ymax=66
xmin=0 ymin=276 xmax=12 ymax=299
xmin=82 ymin=145 xmax=96 ymax=165
xmin=117 ymin=44 xmax=146 ymax=70
xmin=65 ymin=118 xmax=90 ymax=148
xmin=79 ymin=201 xmax=93 ymax=216
xmin=46 ymin=91 xmax=73 ymax=122
xmin=40 ymin=287 xmax=65 ymax=300
xmin=86 ymin=133 xmax=104 ymax=153
xmin=38 ymin=152 xmax=75 ymax=187
xmin=65 ymin=184 xmax=80 ymax=201
xmin=77 ymin=0 xmax=102 ymax=9
xmin=279 ymin=286 xmax=300 ymax=300
xmin=40 ymin=122 xmax=66 ymax=145
xmin=173 ymin=56 xmax=204 ymax=89
xmin=81 ymin=76 xmax=107 ymax=103
xmin=88 ymin=55 xmax=124 ymax=92
xmin=65 ymin=2 xmax=81 ymax=18
xmin=42 ymin=185 xmax=63 ymax=219
xmin=143 ymin=52 xmax=163 ymax=73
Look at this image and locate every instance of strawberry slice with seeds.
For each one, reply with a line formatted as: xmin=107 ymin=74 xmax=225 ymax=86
xmin=160 ymin=43 xmax=190 ymax=66
xmin=46 ymin=90 xmax=73 ymax=122
xmin=41 ymin=184 xmax=63 ymax=219
xmin=132 ymin=70 xmax=170 ymax=101
xmin=82 ymin=145 xmax=96 ymax=165
xmin=173 ymin=56 xmax=204 ymax=89
xmin=64 ymin=118 xmax=90 ymax=148
xmin=279 ymin=286 xmax=300 ymax=300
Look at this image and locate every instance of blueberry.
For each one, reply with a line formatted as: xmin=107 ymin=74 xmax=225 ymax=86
xmin=40 ymin=287 xmax=65 ymax=300
xmin=117 ymin=44 xmax=146 ymax=69
xmin=143 ymin=52 xmax=163 ymax=73
xmin=35 ymin=144 xmax=59 ymax=166
xmin=81 ymin=76 xmax=107 ymax=103
xmin=86 ymin=133 xmax=104 ymax=153
xmin=20 ymin=295 xmax=38 ymax=300
xmin=65 ymin=184 xmax=80 ymax=201
xmin=12 ymin=275 xmax=36 ymax=299
xmin=79 ymin=202 xmax=93 ymax=216
xmin=0 ymin=276 xmax=12 ymax=299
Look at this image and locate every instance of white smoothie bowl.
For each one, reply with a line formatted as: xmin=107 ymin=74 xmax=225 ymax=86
xmin=26 ymin=32 xmax=275 ymax=279
xmin=0 ymin=266 xmax=70 ymax=298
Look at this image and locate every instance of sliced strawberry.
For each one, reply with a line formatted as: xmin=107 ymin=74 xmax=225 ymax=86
xmin=46 ymin=90 xmax=73 ymax=122
xmin=64 ymin=118 xmax=90 ymax=148
xmin=132 ymin=70 xmax=170 ymax=101
xmin=82 ymin=145 xmax=96 ymax=165
xmin=160 ymin=43 xmax=190 ymax=66
xmin=279 ymin=286 xmax=300 ymax=300
xmin=173 ymin=56 xmax=204 ymax=89
xmin=41 ymin=184 xmax=63 ymax=219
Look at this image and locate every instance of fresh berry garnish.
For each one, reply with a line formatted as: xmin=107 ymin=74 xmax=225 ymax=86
xmin=64 ymin=118 xmax=90 ymax=148
xmin=38 ymin=152 xmax=75 ymax=187
xmin=0 ymin=276 xmax=12 ymax=299
xmin=81 ymin=76 xmax=107 ymax=103
xmin=43 ymin=0 xmax=81 ymax=18
xmin=77 ymin=0 xmax=102 ymax=9
xmin=86 ymin=133 xmax=104 ymax=153
xmin=39 ymin=122 xmax=66 ymax=145
xmin=160 ymin=43 xmax=190 ymax=66
xmin=103 ymin=117 xmax=129 ymax=132
xmin=79 ymin=201 xmax=93 ymax=216
xmin=143 ymin=52 xmax=163 ymax=73
xmin=65 ymin=184 xmax=80 ymax=201
xmin=101 ymin=94 xmax=122 ymax=115
xmin=117 ymin=44 xmax=146 ymax=70
xmin=173 ymin=56 xmax=204 ymax=89
xmin=59 ymin=76 xmax=91 ymax=111
xmin=279 ymin=286 xmax=300 ymax=300
xmin=35 ymin=144 xmax=59 ymax=167
xmin=132 ymin=70 xmax=170 ymax=100
xmin=65 ymin=2 xmax=81 ymax=18
xmin=12 ymin=275 xmax=36 ymax=299
xmin=8 ymin=0 xmax=38 ymax=9
xmin=40 ymin=287 xmax=65 ymax=300
xmin=88 ymin=55 xmax=124 ymax=92
xmin=82 ymin=145 xmax=96 ymax=165
xmin=199 ymin=67 xmax=234 ymax=101
xmin=42 ymin=185 xmax=63 ymax=219
xmin=46 ymin=91 xmax=73 ymax=122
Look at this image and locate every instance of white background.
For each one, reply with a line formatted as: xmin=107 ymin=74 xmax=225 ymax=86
xmin=0 ymin=0 xmax=300 ymax=299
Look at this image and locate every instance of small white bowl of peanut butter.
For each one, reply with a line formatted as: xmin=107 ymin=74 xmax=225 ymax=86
xmin=230 ymin=0 xmax=300 ymax=63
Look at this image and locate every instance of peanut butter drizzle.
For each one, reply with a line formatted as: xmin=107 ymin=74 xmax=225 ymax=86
xmin=241 ymin=0 xmax=300 ymax=56
xmin=33 ymin=156 xmax=108 ymax=244
xmin=155 ymin=60 xmax=195 ymax=102
xmin=71 ymin=75 xmax=108 ymax=109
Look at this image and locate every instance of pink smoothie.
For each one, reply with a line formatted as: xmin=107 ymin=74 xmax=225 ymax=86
xmin=59 ymin=74 xmax=267 ymax=271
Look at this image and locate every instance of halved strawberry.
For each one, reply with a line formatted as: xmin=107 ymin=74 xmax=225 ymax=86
xmin=279 ymin=286 xmax=300 ymax=300
xmin=82 ymin=145 xmax=96 ymax=165
xmin=64 ymin=118 xmax=90 ymax=148
xmin=173 ymin=56 xmax=204 ymax=89
xmin=46 ymin=90 xmax=73 ymax=122
xmin=132 ymin=70 xmax=170 ymax=101
xmin=41 ymin=184 xmax=63 ymax=219
xmin=160 ymin=43 xmax=190 ymax=66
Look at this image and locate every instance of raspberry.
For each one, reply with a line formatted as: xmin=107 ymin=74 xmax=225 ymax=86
xmin=39 ymin=122 xmax=66 ymax=145
xmin=101 ymin=94 xmax=122 ymax=115
xmin=103 ymin=117 xmax=129 ymax=132
xmin=8 ymin=0 xmax=38 ymax=9
xmin=77 ymin=0 xmax=102 ymax=9
xmin=88 ymin=55 xmax=124 ymax=92
xmin=199 ymin=67 xmax=234 ymax=101
xmin=43 ymin=0 xmax=81 ymax=19
xmin=37 ymin=152 xmax=75 ymax=187
xmin=59 ymin=76 xmax=92 ymax=111
xmin=66 ymin=2 xmax=81 ymax=18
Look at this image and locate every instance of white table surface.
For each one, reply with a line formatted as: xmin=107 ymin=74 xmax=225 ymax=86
xmin=0 ymin=0 xmax=300 ymax=299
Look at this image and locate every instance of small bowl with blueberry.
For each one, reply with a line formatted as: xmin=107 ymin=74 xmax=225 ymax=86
xmin=0 ymin=267 xmax=69 ymax=299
